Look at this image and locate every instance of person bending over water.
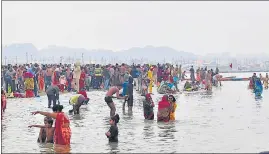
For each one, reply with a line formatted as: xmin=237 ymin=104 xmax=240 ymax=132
xmin=105 ymin=114 xmax=120 ymax=142
xmin=69 ymin=94 xmax=88 ymax=114
xmin=168 ymin=95 xmax=177 ymax=121
xmin=29 ymin=117 xmax=55 ymax=143
xmin=105 ymin=85 xmax=126 ymax=117
xmin=143 ymin=93 xmax=155 ymax=120
xmin=31 ymin=105 xmax=71 ymax=146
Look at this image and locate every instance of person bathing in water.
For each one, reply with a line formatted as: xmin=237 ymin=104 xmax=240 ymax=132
xmin=28 ymin=117 xmax=55 ymax=143
xmin=168 ymin=95 xmax=177 ymax=121
xmin=69 ymin=94 xmax=89 ymax=114
xmin=143 ymin=93 xmax=155 ymax=120
xmin=105 ymin=85 xmax=127 ymax=117
xmin=123 ymin=76 xmax=134 ymax=112
xmin=105 ymin=114 xmax=120 ymax=142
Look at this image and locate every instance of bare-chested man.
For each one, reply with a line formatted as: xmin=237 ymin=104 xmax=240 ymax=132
xmin=104 ymin=84 xmax=126 ymax=117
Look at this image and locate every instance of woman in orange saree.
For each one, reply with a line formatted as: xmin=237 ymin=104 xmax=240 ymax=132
xmin=38 ymin=70 xmax=45 ymax=92
xmin=157 ymin=95 xmax=171 ymax=122
xmin=31 ymin=105 xmax=71 ymax=146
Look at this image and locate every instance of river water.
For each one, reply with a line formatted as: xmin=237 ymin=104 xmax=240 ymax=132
xmin=1 ymin=73 xmax=269 ymax=153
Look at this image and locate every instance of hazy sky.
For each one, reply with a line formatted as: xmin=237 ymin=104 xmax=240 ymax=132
xmin=3 ymin=1 xmax=269 ymax=55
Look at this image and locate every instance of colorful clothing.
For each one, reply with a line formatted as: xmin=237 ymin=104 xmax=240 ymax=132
xmin=147 ymin=70 xmax=153 ymax=93
xmin=53 ymin=71 xmax=60 ymax=86
xmin=1 ymin=93 xmax=7 ymax=113
xmin=38 ymin=73 xmax=45 ymax=91
xmin=54 ymin=112 xmax=71 ymax=145
xmin=143 ymin=94 xmax=154 ymax=120
xmin=24 ymin=72 xmax=34 ymax=98
xmin=79 ymin=72 xmax=86 ymax=90
xmin=157 ymin=95 xmax=171 ymax=122
xmin=170 ymin=102 xmax=177 ymax=120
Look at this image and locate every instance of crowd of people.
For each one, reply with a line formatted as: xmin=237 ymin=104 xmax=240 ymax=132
xmin=2 ymin=61 xmax=268 ymax=148
xmin=1 ymin=62 xmax=223 ymax=99
xmin=248 ymin=73 xmax=268 ymax=97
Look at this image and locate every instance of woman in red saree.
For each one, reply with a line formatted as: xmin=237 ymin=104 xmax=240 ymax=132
xmin=31 ymin=105 xmax=71 ymax=146
xmin=53 ymin=68 xmax=60 ymax=86
xmin=157 ymin=95 xmax=171 ymax=122
xmin=1 ymin=88 xmax=7 ymax=119
xmin=79 ymin=68 xmax=86 ymax=91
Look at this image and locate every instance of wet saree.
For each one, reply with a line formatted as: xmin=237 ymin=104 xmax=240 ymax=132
xmin=157 ymin=95 xmax=171 ymax=122
xmin=170 ymin=102 xmax=177 ymax=121
xmin=54 ymin=112 xmax=71 ymax=145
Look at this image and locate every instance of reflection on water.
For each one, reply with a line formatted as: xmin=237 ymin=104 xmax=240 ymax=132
xmin=2 ymin=73 xmax=269 ymax=153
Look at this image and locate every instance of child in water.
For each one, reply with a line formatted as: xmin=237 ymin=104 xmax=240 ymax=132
xmin=105 ymin=114 xmax=120 ymax=142
xmin=28 ymin=117 xmax=55 ymax=143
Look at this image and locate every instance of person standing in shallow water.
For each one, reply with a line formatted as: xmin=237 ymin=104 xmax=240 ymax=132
xmin=28 ymin=116 xmax=55 ymax=143
xmin=31 ymin=105 xmax=71 ymax=146
xmin=143 ymin=93 xmax=155 ymax=120
xmin=105 ymin=114 xmax=120 ymax=142
xmin=168 ymin=95 xmax=177 ymax=121
xmin=105 ymin=85 xmax=126 ymax=117
xmin=46 ymin=85 xmax=60 ymax=108
xmin=157 ymin=95 xmax=171 ymax=122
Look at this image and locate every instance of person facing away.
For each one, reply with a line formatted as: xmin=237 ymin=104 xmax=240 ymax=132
xmin=46 ymin=85 xmax=60 ymax=108
xmin=28 ymin=117 xmax=55 ymax=143
xmin=126 ymin=76 xmax=134 ymax=111
xmin=143 ymin=93 xmax=155 ymax=120
xmin=157 ymin=95 xmax=171 ymax=122
xmin=105 ymin=114 xmax=120 ymax=142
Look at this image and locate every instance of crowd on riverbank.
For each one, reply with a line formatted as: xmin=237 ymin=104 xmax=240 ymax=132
xmin=2 ymin=61 xmax=268 ymax=150
xmin=1 ymin=62 xmax=222 ymax=98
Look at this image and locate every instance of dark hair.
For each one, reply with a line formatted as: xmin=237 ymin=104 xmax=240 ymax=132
xmin=52 ymin=105 xmax=64 ymax=112
xmin=111 ymin=114 xmax=120 ymax=124
xmin=52 ymin=106 xmax=58 ymax=112
xmin=47 ymin=119 xmax=54 ymax=125
xmin=58 ymin=105 xmax=63 ymax=112
xmin=169 ymin=95 xmax=176 ymax=102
